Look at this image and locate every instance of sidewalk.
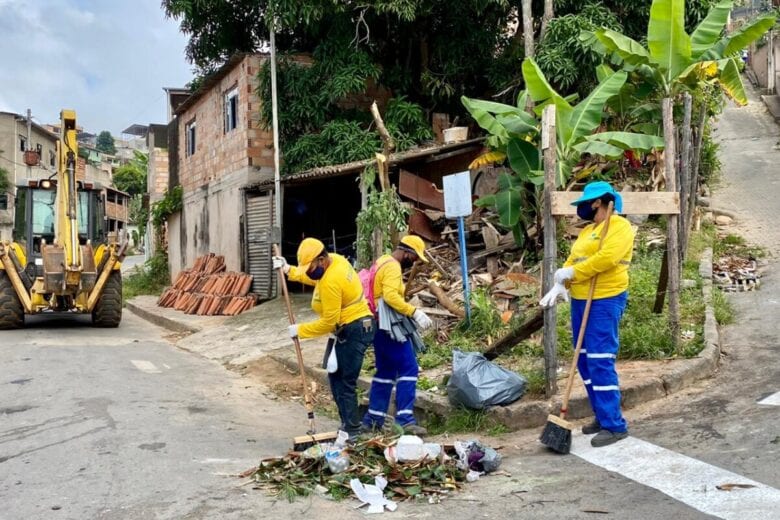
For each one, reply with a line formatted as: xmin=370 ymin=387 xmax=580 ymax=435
xmin=127 ymin=249 xmax=720 ymax=430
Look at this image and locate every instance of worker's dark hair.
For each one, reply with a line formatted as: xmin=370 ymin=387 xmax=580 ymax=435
xmin=598 ymin=193 xmax=616 ymax=206
xmin=397 ymin=244 xmax=417 ymax=256
xmin=316 ymin=248 xmax=328 ymax=259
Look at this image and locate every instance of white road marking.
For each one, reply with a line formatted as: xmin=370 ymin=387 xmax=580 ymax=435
xmin=571 ymin=434 xmax=780 ymax=519
xmin=757 ymin=391 xmax=780 ymax=406
xmin=130 ymin=360 xmax=162 ymax=374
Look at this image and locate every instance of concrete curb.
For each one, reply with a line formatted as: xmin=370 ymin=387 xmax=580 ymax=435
xmin=126 ymin=300 xmax=200 ymax=335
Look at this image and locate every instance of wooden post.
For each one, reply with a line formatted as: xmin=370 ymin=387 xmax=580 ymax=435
xmin=662 ymin=98 xmax=681 ymax=352
xmin=679 ymin=93 xmax=693 ymax=260
xmin=541 ymin=105 xmax=558 ymax=398
xmin=689 ymin=107 xmax=707 ymax=234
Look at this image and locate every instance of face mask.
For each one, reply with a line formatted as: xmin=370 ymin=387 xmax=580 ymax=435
xmin=400 ymin=256 xmax=415 ymax=270
xmin=577 ymin=203 xmax=597 ymax=221
xmin=308 ymin=264 xmax=326 ymax=280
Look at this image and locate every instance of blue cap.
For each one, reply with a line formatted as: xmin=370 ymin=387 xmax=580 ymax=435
xmin=570 ymin=181 xmax=623 ymax=213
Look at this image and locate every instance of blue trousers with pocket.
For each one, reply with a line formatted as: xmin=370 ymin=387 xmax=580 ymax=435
xmin=362 ymin=329 xmax=419 ymax=428
xmin=570 ymin=291 xmax=628 ymax=433
xmin=328 ymin=317 xmax=375 ymax=437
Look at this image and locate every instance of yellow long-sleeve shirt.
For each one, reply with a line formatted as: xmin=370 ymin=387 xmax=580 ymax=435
xmin=287 ymin=253 xmax=372 ymax=339
xmin=563 ymin=215 xmax=635 ymax=300
xmin=372 ymin=254 xmax=416 ymax=317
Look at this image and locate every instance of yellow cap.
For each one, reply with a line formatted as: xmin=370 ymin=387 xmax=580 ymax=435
xmin=297 ymin=238 xmax=326 ymax=272
xmin=400 ymin=235 xmax=428 ymax=263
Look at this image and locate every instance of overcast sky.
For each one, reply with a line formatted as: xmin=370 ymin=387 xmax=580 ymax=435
xmin=0 ymin=0 xmax=193 ymax=137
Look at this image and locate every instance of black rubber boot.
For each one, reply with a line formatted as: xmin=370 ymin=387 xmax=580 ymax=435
xmin=591 ymin=429 xmax=629 ymax=447
xmin=582 ymin=419 xmax=601 ymax=435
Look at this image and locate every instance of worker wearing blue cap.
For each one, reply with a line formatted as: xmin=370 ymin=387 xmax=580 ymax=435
xmin=540 ymin=181 xmax=635 ymax=447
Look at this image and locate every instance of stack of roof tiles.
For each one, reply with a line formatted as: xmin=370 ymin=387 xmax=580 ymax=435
xmin=157 ymin=253 xmax=256 ymax=316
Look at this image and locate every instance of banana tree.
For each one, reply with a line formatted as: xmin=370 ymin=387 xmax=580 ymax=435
xmin=462 ymin=57 xmax=664 ymax=245
xmin=584 ymin=0 xmax=776 ymax=106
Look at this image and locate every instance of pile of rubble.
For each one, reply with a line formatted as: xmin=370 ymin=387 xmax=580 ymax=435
xmin=157 ymin=253 xmax=256 ymax=316
xmin=405 ymin=207 xmax=541 ymax=335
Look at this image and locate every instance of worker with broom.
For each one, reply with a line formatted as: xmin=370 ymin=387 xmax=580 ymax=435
xmin=361 ymin=235 xmax=434 ymax=436
xmin=540 ymin=181 xmax=635 ymax=448
xmin=273 ymin=238 xmax=375 ymax=441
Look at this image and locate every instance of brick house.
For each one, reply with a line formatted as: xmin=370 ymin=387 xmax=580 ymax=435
xmin=166 ymin=53 xmax=275 ymax=291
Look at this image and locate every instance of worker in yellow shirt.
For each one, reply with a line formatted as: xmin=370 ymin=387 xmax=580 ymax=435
xmin=362 ymin=235 xmax=433 ymax=436
xmin=273 ymin=238 xmax=375 ymax=439
xmin=540 ymin=181 xmax=635 ymax=448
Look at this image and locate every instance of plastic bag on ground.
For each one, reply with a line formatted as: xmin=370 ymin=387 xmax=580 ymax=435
xmin=350 ymin=476 xmax=397 ymax=513
xmin=396 ymin=435 xmax=424 ymax=461
xmin=447 ymin=350 xmax=527 ymax=409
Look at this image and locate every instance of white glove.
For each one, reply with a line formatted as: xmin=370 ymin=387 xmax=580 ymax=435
xmin=413 ymin=309 xmax=433 ymax=331
xmin=326 ymin=335 xmax=338 ymax=374
xmin=539 ymin=283 xmax=569 ymax=308
xmin=273 ymin=256 xmax=290 ymax=273
xmin=288 ymin=324 xmax=299 ymax=338
xmin=554 ymin=267 xmax=574 ymax=285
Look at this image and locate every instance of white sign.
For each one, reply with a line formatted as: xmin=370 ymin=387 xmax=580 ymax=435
xmin=442 ymin=171 xmax=472 ymax=218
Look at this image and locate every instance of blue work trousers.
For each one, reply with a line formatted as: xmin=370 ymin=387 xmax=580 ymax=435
xmin=328 ymin=317 xmax=375 ymax=437
xmin=571 ymin=292 xmax=628 ymax=433
xmin=362 ymin=329 xmax=419 ymax=428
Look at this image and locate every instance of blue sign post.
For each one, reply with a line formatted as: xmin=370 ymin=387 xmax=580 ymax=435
xmin=443 ymin=171 xmax=473 ymax=326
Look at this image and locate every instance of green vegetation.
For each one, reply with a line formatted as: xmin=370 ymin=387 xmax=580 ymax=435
xmin=354 ymin=168 xmax=410 ymax=267
xmin=424 ymin=408 xmax=509 ymax=437
xmin=0 ymin=164 xmax=10 ymax=194
xmin=122 ymin=251 xmax=170 ymax=302
xmin=95 ymin=131 xmax=116 ymax=155
xmin=113 ymin=151 xmax=148 ymax=196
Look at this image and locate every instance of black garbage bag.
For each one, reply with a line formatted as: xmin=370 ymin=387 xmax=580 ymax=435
xmin=447 ymin=350 xmax=527 ymax=410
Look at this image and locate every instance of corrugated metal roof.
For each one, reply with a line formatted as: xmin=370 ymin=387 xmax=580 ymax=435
xmin=243 ymin=138 xmax=485 ymax=190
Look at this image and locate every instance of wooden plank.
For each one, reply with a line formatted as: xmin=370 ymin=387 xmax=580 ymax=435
xmin=551 ymin=191 xmax=680 ymax=216
xmin=398 ymin=169 xmax=445 ymax=211
xmin=541 ymin=105 xmax=558 ymax=398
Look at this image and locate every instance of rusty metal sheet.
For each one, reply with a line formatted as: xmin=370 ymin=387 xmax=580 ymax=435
xmin=398 ymin=170 xmax=445 ymax=211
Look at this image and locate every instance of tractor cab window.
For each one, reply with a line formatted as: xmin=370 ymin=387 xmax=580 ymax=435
xmin=78 ymin=191 xmax=89 ymax=236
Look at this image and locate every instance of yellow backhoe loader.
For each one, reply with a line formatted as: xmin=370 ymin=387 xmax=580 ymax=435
xmin=0 ymin=109 xmax=126 ymax=329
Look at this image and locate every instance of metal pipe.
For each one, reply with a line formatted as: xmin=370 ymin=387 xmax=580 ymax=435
xmin=67 ymin=152 xmax=79 ymax=267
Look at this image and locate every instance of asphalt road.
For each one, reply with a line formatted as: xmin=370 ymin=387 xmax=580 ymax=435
xmin=0 ymin=312 xmax=358 ymax=520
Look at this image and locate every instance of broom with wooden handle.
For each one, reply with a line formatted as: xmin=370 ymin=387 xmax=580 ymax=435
xmin=540 ymin=201 xmax=614 ymax=455
xmin=272 ymin=245 xmax=338 ymax=451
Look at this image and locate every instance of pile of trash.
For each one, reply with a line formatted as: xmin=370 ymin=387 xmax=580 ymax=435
xmin=713 ymin=255 xmax=760 ymax=292
xmin=247 ymin=431 xmax=502 ymax=511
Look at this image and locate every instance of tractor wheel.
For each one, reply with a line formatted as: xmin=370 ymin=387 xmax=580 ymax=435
xmin=92 ymin=271 xmax=123 ymax=328
xmin=0 ymin=271 xmax=24 ymax=330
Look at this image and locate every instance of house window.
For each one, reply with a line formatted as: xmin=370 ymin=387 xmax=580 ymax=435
xmin=185 ymin=119 xmax=197 ymax=156
xmin=49 ymin=150 xmax=56 ymax=167
xmin=0 ymin=194 xmax=7 ymax=211
xmin=224 ymin=87 xmax=238 ymax=133
xmin=19 ymin=136 xmax=26 ymax=152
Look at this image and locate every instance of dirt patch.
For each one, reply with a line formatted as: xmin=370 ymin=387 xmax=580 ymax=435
xmin=241 ymin=357 xmax=338 ymax=418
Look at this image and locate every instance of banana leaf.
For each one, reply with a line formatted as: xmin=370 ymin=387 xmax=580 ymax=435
xmin=702 ymin=13 xmax=777 ymax=60
xmin=716 ymin=58 xmax=748 ymax=106
xmin=690 ymin=1 xmax=733 ymax=59
xmin=584 ymin=131 xmax=665 ymax=151
xmin=594 ymin=29 xmax=652 ymax=67
xmin=647 ymin=0 xmax=692 ymax=81
xmin=507 ymin=138 xmax=540 ymax=178
xmin=565 ymin=71 xmax=627 ymax=146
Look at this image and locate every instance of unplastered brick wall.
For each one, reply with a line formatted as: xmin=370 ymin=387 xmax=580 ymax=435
xmin=148 ymin=146 xmax=169 ymax=201
xmin=177 ymin=54 xmax=274 ymax=194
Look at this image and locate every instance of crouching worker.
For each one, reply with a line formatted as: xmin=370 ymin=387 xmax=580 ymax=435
xmin=362 ymin=235 xmax=434 ymax=436
xmin=273 ymin=238 xmax=375 ymax=440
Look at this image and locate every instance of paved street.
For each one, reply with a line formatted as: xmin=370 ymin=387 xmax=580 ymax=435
xmin=0 ymin=312 xmax=357 ymax=520
xmin=3 ymin=90 xmax=780 ymax=520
